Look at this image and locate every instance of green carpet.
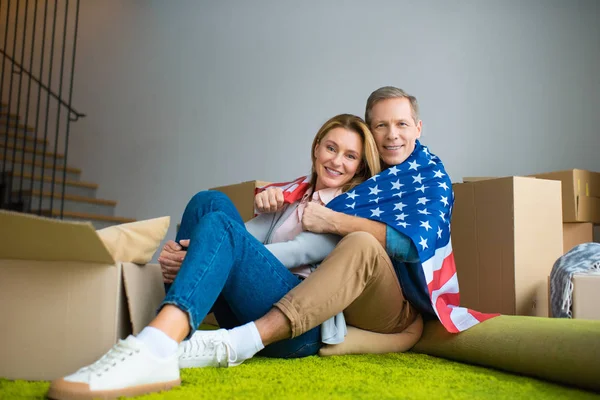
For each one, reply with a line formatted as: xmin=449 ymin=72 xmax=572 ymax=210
xmin=1 ymin=353 xmax=598 ymax=400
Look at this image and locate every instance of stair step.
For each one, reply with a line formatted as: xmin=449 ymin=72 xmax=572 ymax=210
xmin=0 ymin=156 xmax=81 ymax=180
xmin=0 ymin=143 xmax=65 ymax=164
xmin=15 ymin=190 xmax=116 ymax=217
xmin=0 ymin=112 xmax=19 ymax=122
xmin=9 ymin=172 xmax=97 ymax=198
xmin=0 ymin=120 xmax=34 ymax=132
xmin=0 ymin=132 xmax=49 ymax=147
xmin=36 ymin=210 xmax=135 ymax=230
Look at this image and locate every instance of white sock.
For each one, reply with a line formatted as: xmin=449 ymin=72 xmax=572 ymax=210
xmin=227 ymin=322 xmax=265 ymax=362
xmin=137 ymin=326 xmax=179 ymax=359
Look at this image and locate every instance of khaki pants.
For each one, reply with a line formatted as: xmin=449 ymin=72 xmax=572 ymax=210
xmin=275 ymin=232 xmax=418 ymax=338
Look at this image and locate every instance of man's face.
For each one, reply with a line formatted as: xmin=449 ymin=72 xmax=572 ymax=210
xmin=369 ymin=97 xmax=422 ymax=167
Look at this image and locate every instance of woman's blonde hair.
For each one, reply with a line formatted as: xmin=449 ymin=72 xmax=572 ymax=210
xmin=309 ymin=114 xmax=381 ymax=193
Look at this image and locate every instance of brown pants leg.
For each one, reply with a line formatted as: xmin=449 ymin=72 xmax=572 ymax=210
xmin=275 ymin=232 xmax=417 ymax=338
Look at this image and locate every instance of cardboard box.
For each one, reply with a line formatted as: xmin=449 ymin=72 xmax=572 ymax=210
xmin=563 ymin=223 xmax=593 ymax=253
xmin=0 ymin=211 xmax=165 ymax=380
xmin=210 ymin=180 xmax=270 ymax=222
xmin=594 ymin=225 xmax=600 ymax=243
xmin=530 ymin=169 xmax=600 ymax=223
xmin=572 ymin=274 xmax=600 ymax=320
xmin=451 ymin=176 xmax=563 ymax=317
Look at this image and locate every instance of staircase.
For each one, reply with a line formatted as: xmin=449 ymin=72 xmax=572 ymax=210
xmin=1 ymin=103 xmax=135 ymax=229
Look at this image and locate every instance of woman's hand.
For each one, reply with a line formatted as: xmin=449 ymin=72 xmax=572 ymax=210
xmin=255 ymin=187 xmax=284 ymax=213
xmin=158 ymin=239 xmax=190 ymax=284
xmin=302 ymin=202 xmax=337 ymax=233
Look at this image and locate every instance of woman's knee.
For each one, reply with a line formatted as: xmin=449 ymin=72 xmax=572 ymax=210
xmin=188 ymin=190 xmax=229 ymax=208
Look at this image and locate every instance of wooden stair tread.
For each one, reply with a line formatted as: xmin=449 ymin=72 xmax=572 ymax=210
xmin=10 ymin=172 xmax=98 ymax=189
xmin=0 ymin=156 xmax=81 ymax=174
xmin=0 ymin=120 xmax=34 ymax=131
xmin=16 ymin=190 xmax=117 ymax=206
xmin=0 ymin=143 xmax=64 ymax=158
xmin=37 ymin=210 xmax=135 ymax=224
xmin=0 ymin=111 xmax=19 ymax=119
xmin=0 ymin=132 xmax=48 ymax=146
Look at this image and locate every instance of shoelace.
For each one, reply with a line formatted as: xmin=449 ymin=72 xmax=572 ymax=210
xmin=181 ymin=335 xmax=238 ymax=366
xmin=81 ymin=339 xmax=140 ymax=376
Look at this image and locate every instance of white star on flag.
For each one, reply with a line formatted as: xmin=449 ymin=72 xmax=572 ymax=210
xmin=438 ymin=182 xmax=449 ymax=191
xmin=416 ymin=197 xmax=430 ymax=205
xmin=395 ymin=213 xmax=408 ymax=221
xmin=391 ymin=180 xmax=403 ymax=190
xmin=419 ymin=236 xmax=428 ymax=250
xmin=428 ymin=159 xmax=437 ymax=165
xmin=413 ymin=173 xmax=424 ymax=184
xmin=346 ymin=202 xmax=355 ymax=209
xmin=416 ymin=185 xmax=427 ymax=193
xmin=409 ymin=160 xmax=420 ymax=171
xmin=437 ymin=226 xmax=443 ymax=239
xmin=388 ymin=166 xmax=400 ymax=175
xmin=422 ymin=147 xmax=430 ymax=156
xmin=369 ymin=185 xmax=382 ymax=196
xmin=439 ymin=211 xmax=446 ymax=222
xmin=346 ymin=191 xmax=359 ymax=200
xmin=420 ymin=220 xmax=432 ymax=231
xmin=440 ymin=196 xmax=449 ymax=206
xmin=397 ymin=221 xmax=410 ymax=228
xmin=369 ymin=197 xmax=381 ymax=204
xmin=393 ymin=202 xmax=407 ymax=211
xmin=393 ymin=191 xmax=405 ymax=198
xmin=418 ymin=208 xmax=431 ymax=215
xmin=433 ymin=170 xmax=445 ymax=179
xmin=369 ymin=175 xmax=378 ymax=182
xmin=370 ymin=207 xmax=383 ymax=217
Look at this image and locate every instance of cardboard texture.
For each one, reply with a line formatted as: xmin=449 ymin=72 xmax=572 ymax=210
xmin=0 ymin=211 xmax=164 ymax=380
xmin=572 ymin=274 xmax=600 ymax=320
xmin=594 ymin=225 xmax=600 ymax=243
xmin=210 ymin=180 xmax=270 ymax=222
xmin=531 ymin=169 xmax=600 ymax=223
xmin=451 ymin=177 xmax=563 ymax=317
xmin=562 ymin=223 xmax=593 ymax=253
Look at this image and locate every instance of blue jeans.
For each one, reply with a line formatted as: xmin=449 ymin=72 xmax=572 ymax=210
xmin=162 ymin=190 xmax=322 ymax=358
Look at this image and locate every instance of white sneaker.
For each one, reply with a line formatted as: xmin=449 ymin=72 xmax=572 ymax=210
xmin=47 ymin=335 xmax=180 ymax=400
xmin=179 ymin=329 xmax=243 ymax=368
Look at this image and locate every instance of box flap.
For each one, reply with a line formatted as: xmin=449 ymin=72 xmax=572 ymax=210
xmin=0 ymin=210 xmax=114 ymax=264
xmin=211 ymin=180 xmax=271 ymax=222
xmin=572 ymin=273 xmax=600 ymax=320
xmin=122 ymin=263 xmax=165 ymax=335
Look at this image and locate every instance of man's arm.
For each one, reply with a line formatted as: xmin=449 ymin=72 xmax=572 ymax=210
xmin=301 ymin=202 xmax=387 ymax=247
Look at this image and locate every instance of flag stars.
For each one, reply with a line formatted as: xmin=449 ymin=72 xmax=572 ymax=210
xmin=413 ymin=173 xmax=424 ymax=184
xmin=394 ymin=202 xmax=407 ymax=211
xmin=416 ymin=197 xmax=430 ymax=205
xmin=416 ymin=185 xmax=427 ymax=193
xmin=420 ymin=220 xmax=432 ymax=231
xmin=391 ymin=180 xmax=403 ymax=190
xmin=433 ymin=170 xmax=445 ymax=179
xmin=346 ymin=191 xmax=359 ymax=200
xmin=437 ymin=226 xmax=443 ymax=239
xmin=388 ymin=166 xmax=400 ymax=176
xmin=369 ymin=197 xmax=381 ymax=204
xmin=395 ymin=213 xmax=408 ymax=221
xmin=440 ymin=196 xmax=449 ymax=207
xmin=438 ymin=182 xmax=449 ymax=191
xmin=418 ymin=208 xmax=431 ymax=215
xmin=419 ymin=236 xmax=428 ymax=250
xmin=346 ymin=202 xmax=355 ymax=209
xmin=393 ymin=191 xmax=406 ymax=198
xmin=370 ymin=207 xmax=384 ymax=217
xmin=409 ymin=160 xmax=420 ymax=171
xmin=369 ymin=185 xmax=382 ymax=196
xmin=440 ymin=211 xmax=446 ymax=222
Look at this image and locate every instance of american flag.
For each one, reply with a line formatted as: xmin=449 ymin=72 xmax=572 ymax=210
xmin=259 ymin=141 xmax=498 ymax=333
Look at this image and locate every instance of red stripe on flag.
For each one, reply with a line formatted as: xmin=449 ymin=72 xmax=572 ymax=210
xmin=435 ymin=293 xmax=460 ymax=333
xmin=428 ymin=252 xmax=458 ymax=296
xmin=466 ymin=309 xmax=501 ymax=322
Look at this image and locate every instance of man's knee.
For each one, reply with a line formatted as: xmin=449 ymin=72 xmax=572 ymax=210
xmin=339 ymin=231 xmax=382 ymax=251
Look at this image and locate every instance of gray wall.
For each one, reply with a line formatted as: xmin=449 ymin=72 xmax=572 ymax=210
xmin=5 ymin=0 xmax=600 ymax=246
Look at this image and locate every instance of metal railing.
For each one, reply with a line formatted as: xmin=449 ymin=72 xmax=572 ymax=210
xmin=0 ymin=0 xmax=83 ymax=218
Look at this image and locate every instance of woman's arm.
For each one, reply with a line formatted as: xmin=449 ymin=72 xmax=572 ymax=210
xmin=265 ymin=231 xmax=341 ymax=269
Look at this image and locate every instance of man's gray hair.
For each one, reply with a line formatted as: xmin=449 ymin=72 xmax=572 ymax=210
xmin=365 ymin=86 xmax=420 ymax=127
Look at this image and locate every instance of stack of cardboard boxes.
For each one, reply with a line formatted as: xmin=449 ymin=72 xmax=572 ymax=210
xmin=451 ymin=169 xmax=600 ymax=319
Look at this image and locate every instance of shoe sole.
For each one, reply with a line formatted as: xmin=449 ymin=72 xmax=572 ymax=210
xmin=47 ymin=378 xmax=181 ymax=400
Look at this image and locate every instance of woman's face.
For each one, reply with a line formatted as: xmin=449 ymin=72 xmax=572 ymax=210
xmin=313 ymin=127 xmax=363 ymax=191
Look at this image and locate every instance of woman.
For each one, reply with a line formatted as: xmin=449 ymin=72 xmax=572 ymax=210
xmin=47 ymin=114 xmax=381 ymax=400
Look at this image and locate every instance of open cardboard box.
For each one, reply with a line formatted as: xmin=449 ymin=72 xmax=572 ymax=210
xmin=0 ymin=211 xmax=165 ymax=380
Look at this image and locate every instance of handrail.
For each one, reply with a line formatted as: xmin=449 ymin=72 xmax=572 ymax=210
xmin=0 ymin=48 xmax=85 ymax=121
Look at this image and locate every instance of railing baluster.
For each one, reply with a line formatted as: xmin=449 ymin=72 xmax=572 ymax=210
xmin=29 ymin=0 xmax=50 ymax=213
xmin=62 ymin=0 xmax=81 ymax=219
xmin=22 ymin=0 xmax=39 ymax=210
xmin=1 ymin=0 xmax=11 ymax=198
xmin=39 ymin=0 xmax=59 ymax=216
xmin=50 ymin=0 xmax=70 ymax=217
xmin=14 ymin=0 xmax=30 ymax=208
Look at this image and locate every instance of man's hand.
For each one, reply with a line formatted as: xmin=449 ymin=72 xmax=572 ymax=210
xmin=158 ymin=239 xmax=190 ymax=284
xmin=302 ymin=202 xmax=338 ymax=233
xmin=255 ymin=187 xmax=284 ymax=213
